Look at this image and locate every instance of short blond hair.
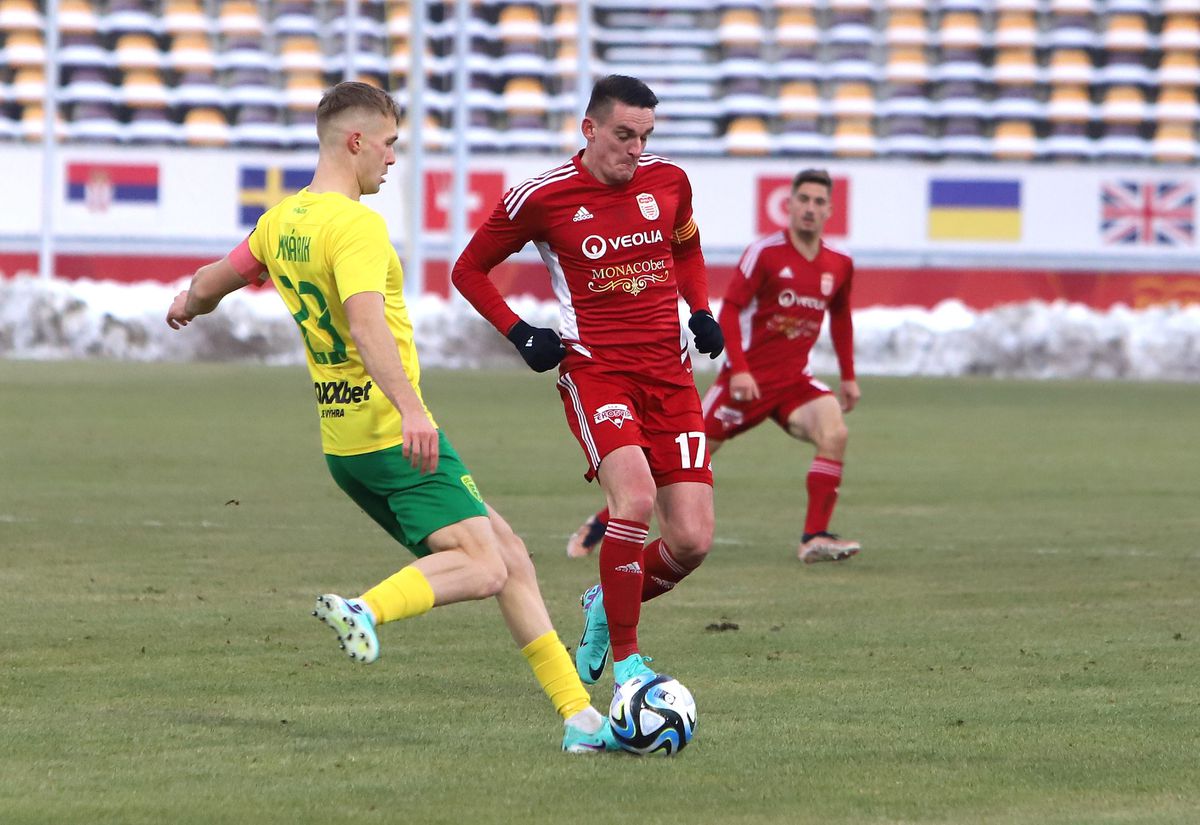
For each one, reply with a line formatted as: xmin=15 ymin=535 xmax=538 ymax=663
xmin=316 ymin=82 xmax=400 ymax=142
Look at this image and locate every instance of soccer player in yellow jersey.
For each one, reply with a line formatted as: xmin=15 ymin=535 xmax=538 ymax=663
xmin=166 ymin=81 xmax=617 ymax=753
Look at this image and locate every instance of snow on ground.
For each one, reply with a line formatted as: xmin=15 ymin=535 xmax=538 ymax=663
xmin=2 ymin=274 xmax=1198 ymax=380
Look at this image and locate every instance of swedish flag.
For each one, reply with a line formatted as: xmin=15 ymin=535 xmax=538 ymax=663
xmin=239 ymin=166 xmax=314 ymax=227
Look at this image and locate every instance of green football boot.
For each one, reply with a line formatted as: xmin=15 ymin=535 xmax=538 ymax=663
xmin=575 ymin=584 xmax=611 ymax=685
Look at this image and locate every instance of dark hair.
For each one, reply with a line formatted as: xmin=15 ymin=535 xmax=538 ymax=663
xmin=792 ymin=168 xmax=833 ymax=193
xmin=585 ymin=75 xmax=659 ymax=121
xmin=317 ymin=81 xmax=401 ymax=138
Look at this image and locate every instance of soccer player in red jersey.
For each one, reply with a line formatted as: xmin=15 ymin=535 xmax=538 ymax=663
xmin=452 ymin=75 xmax=725 ymax=690
xmin=568 ymin=168 xmax=862 ymax=564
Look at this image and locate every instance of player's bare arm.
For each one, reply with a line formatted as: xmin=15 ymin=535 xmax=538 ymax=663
xmin=166 ymin=256 xmax=250 ymax=328
xmin=343 ymin=291 xmax=439 ymax=474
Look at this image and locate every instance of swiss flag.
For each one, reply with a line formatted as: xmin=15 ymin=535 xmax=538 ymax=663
xmin=424 ymin=170 xmax=506 ymax=232
xmin=756 ymin=175 xmax=849 ymax=237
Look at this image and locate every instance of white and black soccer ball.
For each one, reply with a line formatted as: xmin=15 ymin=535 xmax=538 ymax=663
xmin=608 ymin=673 xmax=696 ymax=756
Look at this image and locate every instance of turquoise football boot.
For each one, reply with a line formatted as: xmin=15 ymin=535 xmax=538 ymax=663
xmin=312 ymin=594 xmax=379 ymax=664
xmin=575 ymin=584 xmax=610 ymax=685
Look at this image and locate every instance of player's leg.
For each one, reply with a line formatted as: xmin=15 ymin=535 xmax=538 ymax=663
xmin=566 ymin=506 xmax=609 ymax=558
xmin=315 ymin=434 xmax=505 ymax=662
xmin=592 ymin=445 xmax=658 ymax=684
xmin=484 ymin=505 xmax=618 ymax=752
xmin=785 ymin=393 xmax=860 ymax=563
xmin=644 ymin=481 xmax=714 ymax=603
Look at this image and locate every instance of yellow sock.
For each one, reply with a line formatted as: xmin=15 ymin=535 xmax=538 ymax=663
xmin=359 ymin=566 xmax=435 ymax=625
xmin=522 ymin=631 xmax=592 ymax=721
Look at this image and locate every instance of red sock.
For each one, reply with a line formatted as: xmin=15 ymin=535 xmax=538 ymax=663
xmin=599 ymin=518 xmax=649 ymax=661
xmin=641 ymin=538 xmax=701 ymax=602
xmin=804 ymin=458 xmax=843 ymax=536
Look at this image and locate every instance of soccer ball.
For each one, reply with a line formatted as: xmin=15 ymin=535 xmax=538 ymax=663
xmin=608 ymin=673 xmax=696 ymax=756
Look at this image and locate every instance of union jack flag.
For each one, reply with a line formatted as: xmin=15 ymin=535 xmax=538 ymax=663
xmin=1100 ymin=180 xmax=1194 ymax=246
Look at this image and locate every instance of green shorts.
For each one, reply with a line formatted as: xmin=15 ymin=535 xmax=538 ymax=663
xmin=325 ymin=431 xmax=488 ymax=557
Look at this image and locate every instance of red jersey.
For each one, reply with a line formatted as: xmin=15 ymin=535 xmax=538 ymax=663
xmin=452 ymin=150 xmax=711 ymax=383
xmin=720 ymin=232 xmax=855 ymax=386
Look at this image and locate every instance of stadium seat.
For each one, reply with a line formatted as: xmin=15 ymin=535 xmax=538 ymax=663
xmin=879 ymin=115 xmax=939 ymax=158
xmin=20 ymin=104 xmax=67 ymax=142
xmin=232 ymin=104 xmax=290 ymax=148
xmin=60 ymin=0 xmax=100 ymax=35
xmin=830 ymin=82 xmax=875 ymax=118
xmin=169 ymin=32 xmax=217 ymax=73
xmin=114 ymin=33 xmax=163 ymax=71
xmin=992 ymin=84 xmax=1045 ymax=121
xmin=1041 ymin=10 xmax=1096 ymax=50
xmin=1161 ymin=14 xmax=1200 ymax=50
xmin=884 ymin=10 xmax=927 ymax=47
xmin=220 ymin=34 xmax=278 ymax=73
xmin=774 ymin=118 xmax=830 ymax=157
xmin=885 ymin=46 xmax=929 ymax=84
xmin=1096 ymin=123 xmax=1151 ymax=161
xmin=1156 ymin=87 xmax=1200 ymax=123
xmin=225 ymin=65 xmax=278 ymax=107
xmin=59 ymin=32 xmax=113 ymax=72
xmin=217 ymin=0 xmax=263 ymax=38
xmin=941 ymin=116 xmax=991 ymax=158
xmin=284 ymin=71 xmax=325 ymax=112
xmin=2 ymin=30 xmax=44 ymax=68
xmin=1099 ymin=85 xmax=1150 ymax=125
xmin=10 ymin=66 xmax=45 ymax=104
xmin=1152 ymin=121 xmax=1197 ymax=162
xmin=174 ymin=69 xmax=225 ymax=108
xmin=724 ymin=116 xmax=771 ymax=155
xmin=386 ymin=1 xmax=410 ymax=39
xmin=776 ymin=10 xmax=819 ymax=54
xmin=721 ymin=76 xmax=776 ymax=118
xmin=61 ymin=66 xmax=121 ymax=106
xmin=1158 ymin=50 xmax=1200 ymax=88
xmin=127 ymin=106 xmax=182 ymax=144
xmin=994 ymin=11 xmax=1037 ymax=48
xmin=879 ymin=84 xmax=936 ymax=121
xmin=993 ymin=47 xmax=1039 ymax=86
xmin=938 ymin=11 xmax=985 ymax=50
xmin=1104 ymin=13 xmax=1151 ymax=52
xmin=1047 ymin=84 xmax=1093 ymax=122
xmin=1098 ymin=52 xmax=1155 ymax=87
xmin=831 ymin=118 xmax=876 ymax=157
xmin=777 ymin=80 xmax=822 ymax=120
xmin=102 ymin=0 xmax=161 ymax=37
xmin=122 ymin=68 xmax=170 ymax=108
xmin=286 ymin=108 xmax=319 ymax=149
xmin=718 ymin=8 xmax=765 ymax=48
xmin=183 ymin=106 xmax=231 ymax=146
xmin=68 ymin=101 xmax=124 ymax=143
xmin=994 ymin=0 xmax=1037 ymax=9
xmin=1043 ymin=122 xmax=1096 ymax=160
xmin=497 ymin=4 xmax=544 ymax=43
xmin=502 ymin=76 xmax=550 ymax=116
xmin=1047 ymin=49 xmax=1096 ymax=86
xmin=0 ymin=0 xmax=42 ymax=32
xmin=937 ymin=79 xmax=989 ymax=119
xmin=279 ymin=35 xmax=324 ymax=73
xmin=992 ymin=120 xmax=1040 ymax=160
xmin=273 ymin=0 xmax=320 ymax=37
xmin=163 ymin=0 xmax=209 ymax=35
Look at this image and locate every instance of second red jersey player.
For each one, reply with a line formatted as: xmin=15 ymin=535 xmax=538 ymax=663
xmin=453 ymin=75 xmax=724 ymax=694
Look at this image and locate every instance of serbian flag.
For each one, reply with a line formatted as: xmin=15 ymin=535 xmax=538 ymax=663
xmin=66 ymin=163 xmax=160 ymax=211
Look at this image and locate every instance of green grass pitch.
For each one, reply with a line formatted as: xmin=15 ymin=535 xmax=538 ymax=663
xmin=1 ymin=360 xmax=1197 ymax=824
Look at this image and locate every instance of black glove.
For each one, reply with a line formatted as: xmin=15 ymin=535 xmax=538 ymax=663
xmin=506 ymin=320 xmax=566 ymax=373
xmin=688 ymin=310 xmax=725 ymax=359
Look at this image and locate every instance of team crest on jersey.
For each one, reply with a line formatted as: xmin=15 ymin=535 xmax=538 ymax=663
xmin=460 ymin=474 xmax=483 ymax=502
xmin=636 ymin=193 xmax=660 ymax=221
xmin=714 ymin=406 xmax=744 ymax=429
xmin=593 ymin=403 xmax=633 ymax=429
xmin=820 ymin=272 xmax=835 ymax=296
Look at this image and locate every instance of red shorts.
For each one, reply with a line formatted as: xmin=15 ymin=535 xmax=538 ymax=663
xmin=700 ymin=371 xmax=832 ymax=441
xmin=557 ymin=367 xmax=713 ymax=486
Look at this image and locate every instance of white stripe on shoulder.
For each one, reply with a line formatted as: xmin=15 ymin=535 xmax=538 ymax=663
xmin=505 ymin=167 xmax=579 ymax=220
xmin=821 ymin=240 xmax=853 ymax=260
xmin=739 ymin=232 xmax=789 ymax=278
xmin=637 ymin=153 xmax=680 ymax=170
xmin=502 ymin=159 xmax=576 ymax=212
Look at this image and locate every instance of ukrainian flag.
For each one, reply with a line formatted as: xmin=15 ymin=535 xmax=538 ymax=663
xmin=239 ymin=166 xmax=314 ymax=227
xmin=927 ymin=179 xmax=1022 ymax=241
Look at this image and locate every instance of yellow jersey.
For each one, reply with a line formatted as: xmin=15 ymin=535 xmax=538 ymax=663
xmin=248 ymin=187 xmax=434 ymax=456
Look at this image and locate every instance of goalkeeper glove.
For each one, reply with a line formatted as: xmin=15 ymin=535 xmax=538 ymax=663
xmin=506 ymin=320 xmax=566 ymax=373
xmin=688 ymin=310 xmax=725 ymax=359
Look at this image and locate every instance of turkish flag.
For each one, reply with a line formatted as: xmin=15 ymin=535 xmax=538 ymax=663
xmin=756 ymin=175 xmax=849 ymax=237
xmin=424 ymin=170 xmax=506 ymax=232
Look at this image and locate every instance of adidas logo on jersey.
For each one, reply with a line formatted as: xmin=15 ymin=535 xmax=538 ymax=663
xmin=779 ymin=266 xmax=794 ymax=279
xmin=614 ymin=561 xmax=642 ymax=574
xmin=572 ymin=206 xmax=594 ymax=222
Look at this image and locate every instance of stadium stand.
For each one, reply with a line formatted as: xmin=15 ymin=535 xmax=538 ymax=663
xmin=3 ymin=0 xmax=1197 ymax=158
